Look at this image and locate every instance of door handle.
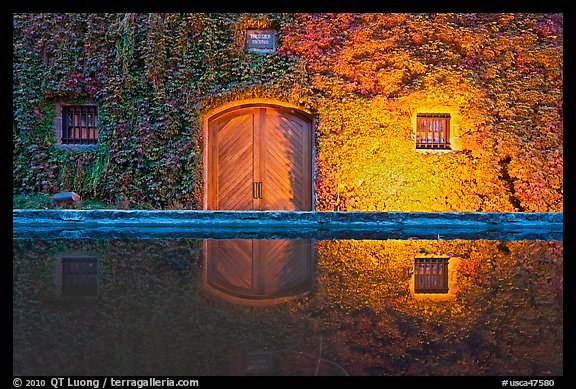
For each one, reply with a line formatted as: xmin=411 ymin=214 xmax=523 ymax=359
xmin=253 ymin=182 xmax=263 ymax=199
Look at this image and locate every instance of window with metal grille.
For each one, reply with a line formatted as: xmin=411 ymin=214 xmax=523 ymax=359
xmin=416 ymin=113 xmax=450 ymax=149
xmin=61 ymin=105 xmax=98 ymax=144
xmin=61 ymin=254 xmax=98 ymax=296
xmin=414 ymin=257 xmax=449 ymax=293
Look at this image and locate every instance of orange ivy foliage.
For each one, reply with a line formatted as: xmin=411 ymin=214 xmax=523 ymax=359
xmin=311 ymin=239 xmax=563 ymax=375
xmin=281 ymin=13 xmax=563 ymax=211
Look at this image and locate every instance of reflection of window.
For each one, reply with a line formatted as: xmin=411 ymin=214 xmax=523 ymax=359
xmin=61 ymin=254 xmax=98 ymax=296
xmin=416 ymin=113 xmax=451 ymax=149
xmin=61 ymin=105 xmax=98 ymax=144
xmin=245 ymin=352 xmax=274 ymax=375
xmin=414 ymin=257 xmax=449 ymax=293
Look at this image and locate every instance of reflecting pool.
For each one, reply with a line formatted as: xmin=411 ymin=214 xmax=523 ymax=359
xmin=13 ymin=238 xmax=562 ymax=376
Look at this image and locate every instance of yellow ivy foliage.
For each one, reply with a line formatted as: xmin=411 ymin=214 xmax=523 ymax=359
xmin=305 ymin=238 xmax=563 ymax=375
xmin=313 ymin=239 xmax=562 ymax=317
xmin=281 ymin=13 xmax=562 ymax=212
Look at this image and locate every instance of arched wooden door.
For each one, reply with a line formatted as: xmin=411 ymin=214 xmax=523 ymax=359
xmin=207 ymin=104 xmax=313 ymax=210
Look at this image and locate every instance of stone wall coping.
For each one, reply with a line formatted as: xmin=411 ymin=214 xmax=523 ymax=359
xmin=12 ymin=210 xmax=563 ymax=240
xmin=13 ymin=209 xmax=563 ymax=227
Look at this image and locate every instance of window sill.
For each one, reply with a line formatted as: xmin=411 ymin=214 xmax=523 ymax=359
xmin=54 ymin=144 xmax=98 ymax=151
xmin=414 ymin=148 xmax=457 ymax=154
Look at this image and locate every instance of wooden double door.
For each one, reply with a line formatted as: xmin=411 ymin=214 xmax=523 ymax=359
xmin=207 ymin=105 xmax=313 ymax=210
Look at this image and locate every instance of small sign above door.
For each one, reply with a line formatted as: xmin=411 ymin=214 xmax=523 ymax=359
xmin=245 ymin=29 xmax=276 ymax=53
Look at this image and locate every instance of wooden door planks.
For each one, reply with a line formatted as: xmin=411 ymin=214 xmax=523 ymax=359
xmin=208 ymin=105 xmax=312 ymax=210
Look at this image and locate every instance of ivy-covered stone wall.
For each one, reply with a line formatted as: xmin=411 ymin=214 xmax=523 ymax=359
xmin=12 ymin=13 xmax=563 ymax=211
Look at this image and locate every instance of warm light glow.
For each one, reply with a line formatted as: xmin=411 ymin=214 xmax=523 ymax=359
xmin=313 ymin=239 xmax=557 ymax=319
xmin=313 ymin=72 xmax=496 ymax=211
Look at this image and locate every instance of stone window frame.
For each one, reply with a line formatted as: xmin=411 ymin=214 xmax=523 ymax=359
xmin=53 ymin=101 xmax=99 ymax=150
xmin=415 ymin=113 xmax=451 ymax=150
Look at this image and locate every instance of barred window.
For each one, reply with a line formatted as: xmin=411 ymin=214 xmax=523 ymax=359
xmin=416 ymin=113 xmax=450 ymax=149
xmin=414 ymin=257 xmax=449 ymax=294
xmin=61 ymin=105 xmax=98 ymax=144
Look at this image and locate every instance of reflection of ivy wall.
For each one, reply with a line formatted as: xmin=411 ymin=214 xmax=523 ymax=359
xmin=313 ymin=239 xmax=563 ymax=375
xmin=13 ymin=13 xmax=562 ymax=211
xmin=13 ymin=238 xmax=306 ymax=375
xmin=13 ymin=239 xmax=562 ymax=375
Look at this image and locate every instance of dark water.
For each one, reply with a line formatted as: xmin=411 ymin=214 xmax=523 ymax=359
xmin=13 ymin=238 xmax=563 ymax=376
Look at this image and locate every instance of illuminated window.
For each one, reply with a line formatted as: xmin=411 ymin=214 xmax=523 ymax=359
xmin=414 ymin=257 xmax=449 ymax=293
xmin=61 ymin=105 xmax=98 ymax=144
xmin=416 ymin=113 xmax=450 ymax=149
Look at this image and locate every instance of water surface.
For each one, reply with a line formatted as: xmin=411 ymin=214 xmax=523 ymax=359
xmin=13 ymin=237 xmax=563 ymax=376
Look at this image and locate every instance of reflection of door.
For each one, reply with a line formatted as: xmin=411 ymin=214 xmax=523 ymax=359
xmin=207 ymin=105 xmax=312 ymax=210
xmin=203 ymin=239 xmax=313 ymax=304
